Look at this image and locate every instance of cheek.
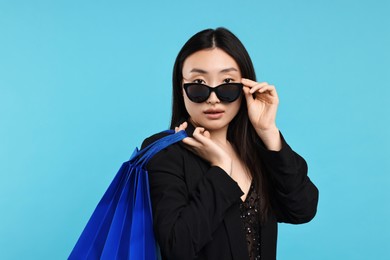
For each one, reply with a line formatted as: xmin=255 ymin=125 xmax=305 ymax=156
xmin=230 ymin=99 xmax=242 ymax=117
xmin=183 ymin=97 xmax=198 ymax=116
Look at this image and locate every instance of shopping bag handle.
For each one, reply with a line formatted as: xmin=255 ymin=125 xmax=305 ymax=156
xmin=130 ymin=130 xmax=187 ymax=167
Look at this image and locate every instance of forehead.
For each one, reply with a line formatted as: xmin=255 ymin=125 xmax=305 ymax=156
xmin=182 ymin=48 xmax=240 ymax=75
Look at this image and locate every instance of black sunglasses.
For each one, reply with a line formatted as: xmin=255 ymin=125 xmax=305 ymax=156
xmin=183 ymin=83 xmax=243 ymax=103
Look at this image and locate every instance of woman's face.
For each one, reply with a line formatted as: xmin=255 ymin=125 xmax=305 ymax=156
xmin=182 ymin=48 xmax=242 ymax=132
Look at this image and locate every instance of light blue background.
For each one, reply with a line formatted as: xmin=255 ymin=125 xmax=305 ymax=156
xmin=1 ymin=0 xmax=389 ymax=259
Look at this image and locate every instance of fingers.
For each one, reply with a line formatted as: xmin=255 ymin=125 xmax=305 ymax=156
xmin=176 ymin=123 xmax=211 ymax=149
xmin=181 ymin=127 xmax=211 ymax=147
xmin=174 ymin=121 xmax=188 ymax=133
xmin=182 ymin=137 xmax=199 ymax=148
xmin=242 ymin=79 xmax=279 ymax=105
xmin=251 ymin=84 xmax=276 ymax=94
xmin=242 ymin=78 xmax=276 ymax=94
xmin=242 ymin=86 xmax=255 ymax=105
xmin=192 ymin=127 xmax=211 ymax=144
xmin=242 ymin=78 xmax=264 ymax=90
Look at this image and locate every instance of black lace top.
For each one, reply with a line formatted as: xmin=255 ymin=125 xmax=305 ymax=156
xmin=239 ymin=183 xmax=261 ymax=260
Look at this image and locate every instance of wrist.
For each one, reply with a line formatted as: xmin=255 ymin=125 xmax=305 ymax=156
xmin=212 ymin=158 xmax=232 ymax=176
xmin=256 ymin=126 xmax=282 ymax=151
xmin=255 ymin=125 xmax=278 ymax=137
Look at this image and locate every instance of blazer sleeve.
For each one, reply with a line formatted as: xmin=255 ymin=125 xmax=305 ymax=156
xmin=142 ymin=136 xmax=243 ymax=260
xmin=257 ymin=133 xmax=319 ymax=224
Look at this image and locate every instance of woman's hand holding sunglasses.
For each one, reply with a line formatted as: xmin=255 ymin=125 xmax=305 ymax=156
xmin=242 ymin=78 xmax=282 ymax=151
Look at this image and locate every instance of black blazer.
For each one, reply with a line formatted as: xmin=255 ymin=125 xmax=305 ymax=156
xmin=142 ymin=125 xmax=318 ymax=260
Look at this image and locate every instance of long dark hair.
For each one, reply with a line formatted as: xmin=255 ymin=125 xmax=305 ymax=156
xmin=170 ymin=27 xmax=270 ymax=222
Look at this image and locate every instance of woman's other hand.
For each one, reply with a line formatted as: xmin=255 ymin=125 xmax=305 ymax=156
xmin=242 ymin=78 xmax=282 ymax=151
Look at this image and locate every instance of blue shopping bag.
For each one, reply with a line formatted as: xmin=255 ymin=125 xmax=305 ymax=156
xmin=69 ymin=130 xmax=187 ymax=260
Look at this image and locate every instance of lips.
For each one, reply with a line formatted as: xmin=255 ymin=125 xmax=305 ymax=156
xmin=204 ymin=108 xmax=224 ymax=114
xmin=204 ymin=108 xmax=224 ymax=119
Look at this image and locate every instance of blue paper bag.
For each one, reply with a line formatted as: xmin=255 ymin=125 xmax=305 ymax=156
xmin=69 ymin=130 xmax=187 ymax=260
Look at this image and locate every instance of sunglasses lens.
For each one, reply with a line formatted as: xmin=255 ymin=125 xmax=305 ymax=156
xmin=185 ymin=84 xmax=210 ymax=103
xmin=217 ymin=84 xmax=242 ymax=102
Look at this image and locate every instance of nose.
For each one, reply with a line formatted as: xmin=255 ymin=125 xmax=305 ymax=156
xmin=206 ymin=90 xmax=220 ymax=104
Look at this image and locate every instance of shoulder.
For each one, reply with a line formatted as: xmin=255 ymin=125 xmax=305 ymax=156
xmin=141 ymin=131 xmax=187 ymax=172
xmin=141 ymin=131 xmax=171 ymax=149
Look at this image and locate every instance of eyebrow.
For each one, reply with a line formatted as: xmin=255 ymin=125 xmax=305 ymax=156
xmin=190 ymin=68 xmax=208 ymax=74
xmin=220 ymin=67 xmax=239 ymax=73
xmin=189 ymin=67 xmax=239 ymax=74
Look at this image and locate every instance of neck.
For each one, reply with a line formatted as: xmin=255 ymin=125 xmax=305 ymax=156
xmin=209 ymin=126 xmax=229 ymax=147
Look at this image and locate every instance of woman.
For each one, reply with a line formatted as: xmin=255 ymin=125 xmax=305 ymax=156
xmin=142 ymin=27 xmax=319 ymax=260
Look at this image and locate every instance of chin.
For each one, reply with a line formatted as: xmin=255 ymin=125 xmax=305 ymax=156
xmin=189 ymin=116 xmax=232 ymax=132
xmin=200 ymin=120 xmax=230 ymax=132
